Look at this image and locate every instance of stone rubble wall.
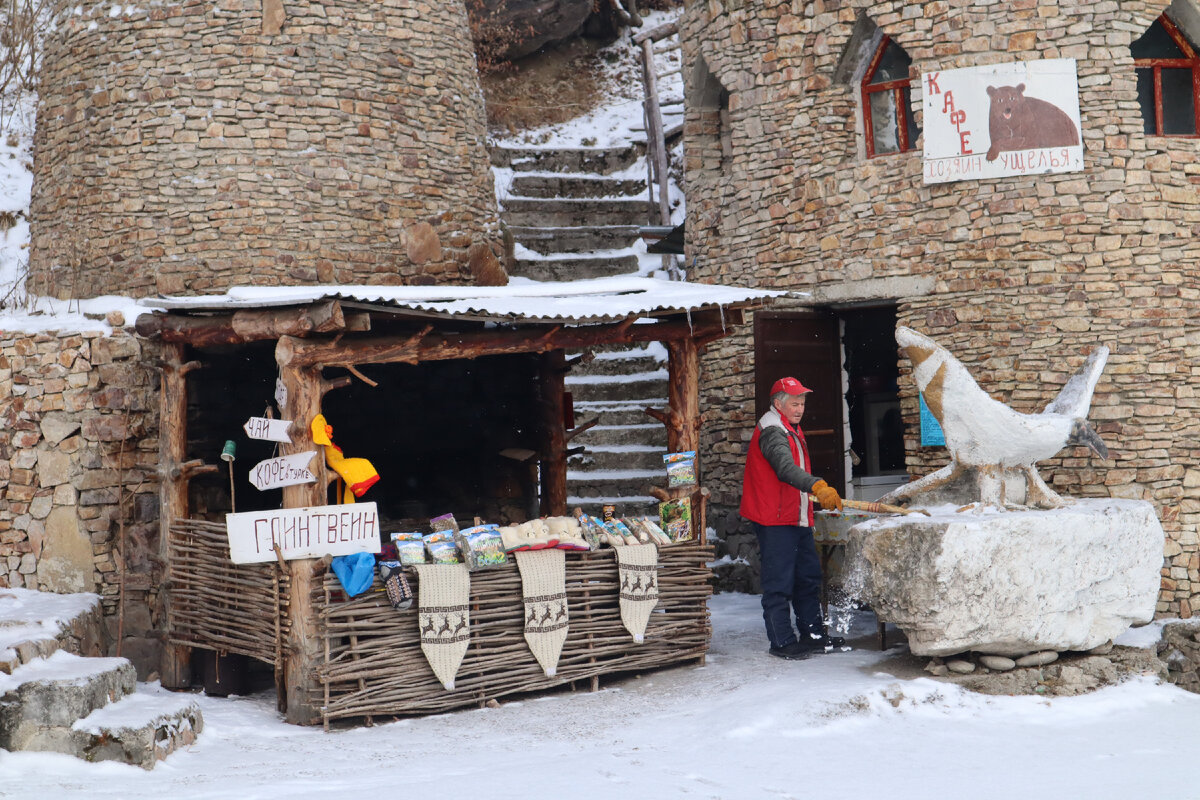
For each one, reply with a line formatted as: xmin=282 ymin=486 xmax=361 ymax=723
xmin=0 ymin=328 xmax=161 ymax=673
xmin=29 ymin=0 xmax=502 ymax=298
xmin=683 ymin=0 xmax=1199 ymax=616
xmin=1159 ymin=620 xmax=1200 ymax=694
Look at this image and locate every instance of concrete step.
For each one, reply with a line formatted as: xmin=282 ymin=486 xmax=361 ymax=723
xmin=0 ymin=637 xmax=61 ymax=676
xmin=510 ymin=174 xmax=647 ymax=199
xmin=507 ymin=225 xmax=642 ymax=254
xmin=566 ymin=471 xmax=663 ymax=501
xmin=491 ymin=144 xmax=646 ymax=174
xmin=572 ymin=423 xmax=668 ymax=447
xmin=71 ymin=689 xmax=203 ymax=769
xmin=569 ymin=354 xmax=664 ymax=377
xmin=511 ymin=254 xmax=640 ymax=282
xmin=566 ymin=374 xmax=667 ymax=402
xmin=572 ymin=400 xmax=662 ymax=427
xmin=502 ymin=197 xmax=657 ymax=228
xmin=567 ymin=496 xmax=660 ymax=518
xmin=0 ymin=651 xmax=135 ymax=751
xmin=570 ymin=446 xmax=666 ymax=472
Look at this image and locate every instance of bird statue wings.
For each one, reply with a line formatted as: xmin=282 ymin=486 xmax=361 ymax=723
xmin=882 ymin=327 xmax=1110 ymax=509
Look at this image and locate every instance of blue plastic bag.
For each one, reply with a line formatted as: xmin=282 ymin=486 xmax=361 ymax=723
xmin=331 ymin=552 xmax=376 ymax=598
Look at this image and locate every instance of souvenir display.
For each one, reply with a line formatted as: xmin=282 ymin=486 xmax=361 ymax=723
xmin=546 ymin=516 xmax=590 ymax=551
xmin=414 ymin=563 xmax=471 ymax=690
xmin=616 ymin=543 xmax=659 ymax=643
xmin=390 ymin=532 xmax=428 ymax=565
xmin=378 ymin=560 xmax=413 ymax=610
xmin=515 ymin=549 xmax=568 ymax=677
xmin=663 ymin=450 xmax=697 ymax=488
xmin=659 ymin=496 xmax=693 ymax=542
xmin=576 ymin=513 xmax=606 ymax=549
xmin=499 ymin=519 xmax=556 ymax=552
xmin=430 ymin=513 xmax=459 ymax=533
xmin=455 ymin=525 xmax=508 ymax=570
xmin=424 ymin=531 xmax=461 ymax=564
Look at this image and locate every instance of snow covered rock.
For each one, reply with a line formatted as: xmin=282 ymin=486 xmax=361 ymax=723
xmin=845 ymin=499 xmax=1162 ymax=657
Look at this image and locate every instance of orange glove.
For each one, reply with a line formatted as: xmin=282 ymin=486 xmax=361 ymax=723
xmin=810 ymin=479 xmax=843 ymax=512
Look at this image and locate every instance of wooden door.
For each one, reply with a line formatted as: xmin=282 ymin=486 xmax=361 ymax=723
xmin=754 ymin=311 xmax=845 ymax=492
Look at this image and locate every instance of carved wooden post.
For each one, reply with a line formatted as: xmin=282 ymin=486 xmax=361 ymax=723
xmin=538 ymin=349 xmax=568 ymax=516
xmin=157 ymin=343 xmax=199 ymax=689
xmin=666 ymin=337 xmax=700 ymax=454
xmin=276 ymin=340 xmax=328 ymax=725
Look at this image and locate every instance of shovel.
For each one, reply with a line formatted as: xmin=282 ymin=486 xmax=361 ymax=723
xmin=842 ymin=499 xmax=931 ymax=516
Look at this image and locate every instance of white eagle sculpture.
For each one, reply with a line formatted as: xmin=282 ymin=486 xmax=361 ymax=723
xmin=882 ymin=327 xmax=1110 ymax=509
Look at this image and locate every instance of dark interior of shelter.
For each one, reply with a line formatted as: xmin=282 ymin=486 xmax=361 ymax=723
xmin=840 ymin=306 xmax=905 ymax=481
xmin=184 ymin=341 xmax=544 ymax=531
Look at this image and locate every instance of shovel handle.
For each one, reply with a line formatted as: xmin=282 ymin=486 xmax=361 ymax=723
xmin=843 ymin=499 xmax=931 ymax=516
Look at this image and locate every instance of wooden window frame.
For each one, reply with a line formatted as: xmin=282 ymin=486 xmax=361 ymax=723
xmin=1134 ymin=13 xmax=1200 ymax=138
xmin=861 ymin=34 xmax=915 ymax=158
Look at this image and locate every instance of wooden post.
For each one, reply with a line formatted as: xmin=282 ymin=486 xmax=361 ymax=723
xmin=276 ymin=354 xmax=328 ymax=726
xmin=665 ymin=337 xmax=700 ymax=453
xmin=157 ymin=344 xmax=200 ymax=689
xmin=538 ymin=349 xmax=568 ymax=516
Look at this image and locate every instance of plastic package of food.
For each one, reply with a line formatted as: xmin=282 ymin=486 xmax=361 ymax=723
xmin=659 ymin=496 xmax=693 ymax=542
xmin=429 ymin=513 xmax=459 ymax=533
xmin=455 ymin=525 xmax=508 ymax=570
xmin=424 ymin=531 xmax=461 ymax=564
xmin=663 ymin=451 xmax=697 ymax=488
xmin=389 ymin=532 xmax=428 ymax=565
xmin=576 ymin=514 xmax=607 ymax=549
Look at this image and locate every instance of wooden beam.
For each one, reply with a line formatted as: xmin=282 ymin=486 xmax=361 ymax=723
xmin=156 ymin=344 xmax=197 ymax=690
xmin=275 ymin=317 xmax=732 ymax=369
xmin=134 ymin=303 xmax=369 ymax=346
xmin=666 ymin=337 xmax=700 ymax=453
xmin=277 ymin=360 xmax=328 ymax=726
xmin=538 ymin=350 xmax=568 ymax=516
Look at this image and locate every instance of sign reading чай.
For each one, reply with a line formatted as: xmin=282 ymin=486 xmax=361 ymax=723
xmin=242 ymin=416 xmax=293 ymax=443
xmin=226 ymin=502 xmax=381 ymax=563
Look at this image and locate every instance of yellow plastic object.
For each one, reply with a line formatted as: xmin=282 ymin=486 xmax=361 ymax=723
xmin=310 ymin=414 xmax=379 ymax=503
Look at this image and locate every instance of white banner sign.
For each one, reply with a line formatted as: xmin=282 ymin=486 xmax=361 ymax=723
xmin=242 ymin=416 xmax=293 ymax=443
xmin=249 ymin=451 xmax=317 ymax=491
xmin=922 ymin=58 xmax=1083 ymax=184
xmin=226 ymin=502 xmax=380 ymax=563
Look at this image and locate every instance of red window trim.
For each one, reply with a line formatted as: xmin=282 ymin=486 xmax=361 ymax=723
xmin=1133 ymin=13 xmax=1200 ymax=138
xmin=861 ymin=34 xmax=914 ymax=158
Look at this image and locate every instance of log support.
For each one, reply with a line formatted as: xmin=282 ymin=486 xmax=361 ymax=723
xmin=538 ymin=349 xmax=568 ymax=516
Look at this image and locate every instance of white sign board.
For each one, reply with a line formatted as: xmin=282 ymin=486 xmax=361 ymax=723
xmin=274 ymin=377 xmax=288 ymax=409
xmin=226 ymin=502 xmax=381 ymax=563
xmin=922 ymin=58 xmax=1083 ymax=184
xmin=243 ymin=416 xmax=293 ymax=443
xmin=249 ymin=451 xmax=317 ymax=491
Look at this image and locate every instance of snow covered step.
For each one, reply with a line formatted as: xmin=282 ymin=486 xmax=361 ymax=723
xmin=566 ymin=375 xmax=667 ymax=403
xmin=71 ymin=689 xmax=203 ymax=769
xmin=572 ymin=400 xmax=663 ymax=426
xmin=573 ymin=423 xmax=668 ymax=447
xmin=512 ymin=254 xmax=639 ymax=282
xmin=569 ymin=445 xmax=666 ymax=472
xmin=0 ymin=651 xmax=135 ymax=751
xmin=567 ymin=495 xmax=660 ymax=517
xmin=510 ymin=174 xmax=647 ymax=199
xmin=567 ymin=471 xmax=663 ymax=502
xmin=0 ymin=636 xmax=61 ymax=676
xmin=506 ymin=225 xmax=641 ymax=254
xmin=502 ymin=197 xmax=656 ymax=227
xmin=491 ymin=144 xmax=645 ymax=174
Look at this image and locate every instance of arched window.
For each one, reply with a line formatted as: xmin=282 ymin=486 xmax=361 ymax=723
xmin=861 ymin=35 xmax=919 ymax=157
xmin=1132 ymin=13 xmax=1200 ymax=136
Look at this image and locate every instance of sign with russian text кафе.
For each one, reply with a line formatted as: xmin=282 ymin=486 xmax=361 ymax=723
xmin=922 ymin=58 xmax=1083 ymax=185
xmin=225 ymin=502 xmax=381 ymax=563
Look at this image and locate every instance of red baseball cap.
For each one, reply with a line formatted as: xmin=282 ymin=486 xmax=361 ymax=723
xmin=770 ymin=377 xmax=812 ymax=396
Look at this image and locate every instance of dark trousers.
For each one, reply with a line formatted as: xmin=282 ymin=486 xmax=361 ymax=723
xmin=753 ymin=522 xmax=824 ymax=648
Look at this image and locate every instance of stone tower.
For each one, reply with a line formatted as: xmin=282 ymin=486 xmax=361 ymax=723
xmin=30 ymin=0 xmax=502 ymax=298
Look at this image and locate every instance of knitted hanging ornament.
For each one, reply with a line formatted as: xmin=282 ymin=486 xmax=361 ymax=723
xmin=413 ymin=563 xmax=471 ymax=690
xmin=514 ymin=549 xmax=569 ymax=677
xmin=616 ymin=544 xmax=659 ymax=643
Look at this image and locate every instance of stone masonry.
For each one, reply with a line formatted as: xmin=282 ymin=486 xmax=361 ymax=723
xmin=0 ymin=326 xmax=161 ymax=672
xmin=683 ymin=0 xmax=1200 ymax=616
xmin=30 ymin=0 xmax=503 ymax=298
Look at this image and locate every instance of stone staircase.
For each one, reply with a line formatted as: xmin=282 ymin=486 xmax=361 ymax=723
xmin=0 ymin=589 xmax=202 ymax=768
xmin=491 ymin=143 xmax=674 ymax=514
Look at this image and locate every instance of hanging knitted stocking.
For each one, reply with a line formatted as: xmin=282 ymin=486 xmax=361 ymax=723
xmin=616 ymin=544 xmax=659 ymax=643
xmin=413 ymin=563 xmax=471 ymax=690
xmin=514 ymin=549 xmax=568 ymax=677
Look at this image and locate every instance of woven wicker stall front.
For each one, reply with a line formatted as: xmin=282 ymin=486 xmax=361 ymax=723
xmin=166 ymin=518 xmax=290 ymax=665
xmin=312 ymin=543 xmax=713 ymax=724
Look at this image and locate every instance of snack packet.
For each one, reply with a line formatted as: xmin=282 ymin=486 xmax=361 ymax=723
xmin=659 ymin=496 xmax=693 ymax=542
xmin=424 ymin=531 xmax=461 ymax=564
xmin=430 ymin=513 xmax=459 ymax=533
xmin=663 ymin=451 xmax=697 ymax=488
xmin=455 ymin=525 xmax=508 ymax=570
xmin=390 ymin=532 xmax=428 ymax=566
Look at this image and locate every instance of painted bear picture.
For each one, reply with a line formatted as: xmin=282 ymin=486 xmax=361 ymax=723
xmin=984 ymin=83 xmax=1080 ymax=161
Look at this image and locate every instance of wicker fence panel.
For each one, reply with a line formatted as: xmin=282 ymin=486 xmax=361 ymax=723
xmin=312 ymin=543 xmax=713 ymax=723
xmin=167 ymin=518 xmax=289 ymax=665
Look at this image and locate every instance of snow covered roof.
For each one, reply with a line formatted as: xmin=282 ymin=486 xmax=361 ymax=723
xmin=140 ymin=276 xmax=785 ymax=325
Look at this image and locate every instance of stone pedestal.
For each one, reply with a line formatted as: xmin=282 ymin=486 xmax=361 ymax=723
xmin=845 ymin=499 xmax=1163 ymax=657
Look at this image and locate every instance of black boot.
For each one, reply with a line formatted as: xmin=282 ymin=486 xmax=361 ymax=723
xmin=806 ymin=630 xmax=850 ymax=653
xmin=768 ymin=640 xmax=815 ymax=660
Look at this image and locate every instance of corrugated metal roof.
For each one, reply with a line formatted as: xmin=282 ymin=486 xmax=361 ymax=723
xmin=140 ymin=276 xmax=786 ymax=325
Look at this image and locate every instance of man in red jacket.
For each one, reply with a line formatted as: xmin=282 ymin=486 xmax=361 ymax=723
xmin=740 ymin=377 xmax=846 ymax=660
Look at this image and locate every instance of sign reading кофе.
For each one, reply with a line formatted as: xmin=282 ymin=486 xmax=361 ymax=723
xmin=226 ymin=502 xmax=381 ymax=563
xmin=922 ymin=58 xmax=1083 ymax=185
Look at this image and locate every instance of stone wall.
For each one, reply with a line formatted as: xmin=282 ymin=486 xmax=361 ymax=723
xmin=30 ymin=0 xmax=502 ymax=298
xmin=0 ymin=327 xmax=162 ymax=672
xmin=683 ymin=0 xmax=1200 ymax=616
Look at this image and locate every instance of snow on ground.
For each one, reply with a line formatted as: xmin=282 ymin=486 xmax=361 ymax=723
xmin=0 ymin=593 xmax=1195 ymax=800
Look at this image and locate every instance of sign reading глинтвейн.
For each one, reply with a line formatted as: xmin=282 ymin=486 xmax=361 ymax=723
xmin=225 ymin=502 xmax=381 ymax=563
xmin=922 ymin=58 xmax=1083 ymax=185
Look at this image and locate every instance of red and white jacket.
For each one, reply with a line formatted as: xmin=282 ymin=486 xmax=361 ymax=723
xmin=739 ymin=407 xmax=820 ymax=527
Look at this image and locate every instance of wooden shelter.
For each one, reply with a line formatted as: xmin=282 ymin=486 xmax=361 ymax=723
xmin=136 ymin=277 xmax=779 ymax=726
